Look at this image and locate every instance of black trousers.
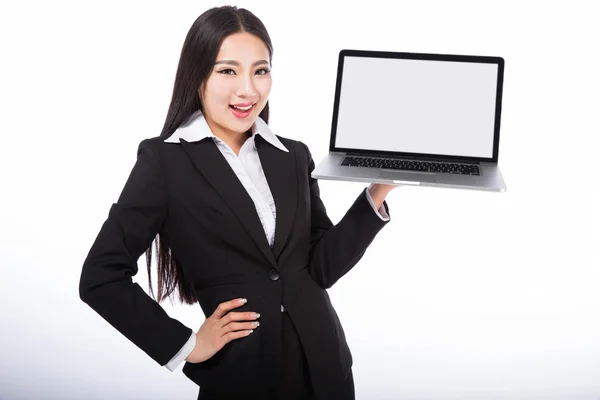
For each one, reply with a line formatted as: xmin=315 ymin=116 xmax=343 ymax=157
xmin=197 ymin=311 xmax=355 ymax=400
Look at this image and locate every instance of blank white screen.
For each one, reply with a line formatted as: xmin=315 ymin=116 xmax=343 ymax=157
xmin=334 ymin=56 xmax=498 ymax=158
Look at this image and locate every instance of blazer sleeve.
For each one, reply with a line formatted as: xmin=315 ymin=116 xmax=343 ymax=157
xmin=299 ymin=141 xmax=391 ymax=289
xmin=79 ymin=138 xmax=193 ymax=367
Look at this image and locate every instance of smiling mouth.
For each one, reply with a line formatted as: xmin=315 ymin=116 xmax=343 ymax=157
xmin=229 ymin=103 xmax=256 ymax=119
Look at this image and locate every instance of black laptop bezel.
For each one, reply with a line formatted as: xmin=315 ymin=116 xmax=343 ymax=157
xmin=329 ymin=49 xmax=504 ymax=164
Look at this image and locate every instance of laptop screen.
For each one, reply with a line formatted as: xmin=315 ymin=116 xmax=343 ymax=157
xmin=333 ymin=55 xmax=500 ymax=159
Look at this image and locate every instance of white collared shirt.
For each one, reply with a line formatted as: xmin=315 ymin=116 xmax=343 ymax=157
xmin=163 ymin=111 xmax=389 ymax=371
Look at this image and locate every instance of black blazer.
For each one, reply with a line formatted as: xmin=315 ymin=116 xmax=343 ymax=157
xmin=79 ymin=133 xmax=390 ymax=399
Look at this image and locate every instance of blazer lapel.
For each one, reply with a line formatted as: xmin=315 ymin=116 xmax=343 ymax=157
xmin=255 ymin=134 xmax=297 ymax=263
xmin=179 ymin=136 xmax=297 ymax=270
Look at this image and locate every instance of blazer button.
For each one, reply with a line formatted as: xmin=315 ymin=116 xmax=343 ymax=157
xmin=268 ymin=269 xmax=280 ymax=281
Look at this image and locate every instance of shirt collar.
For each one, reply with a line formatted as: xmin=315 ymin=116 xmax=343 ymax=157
xmin=164 ymin=110 xmax=289 ymax=152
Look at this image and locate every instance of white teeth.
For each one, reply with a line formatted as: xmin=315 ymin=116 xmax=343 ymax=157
xmin=232 ymin=104 xmax=253 ymax=111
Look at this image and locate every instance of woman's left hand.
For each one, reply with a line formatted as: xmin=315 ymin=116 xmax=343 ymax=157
xmin=367 ymin=183 xmax=400 ymax=211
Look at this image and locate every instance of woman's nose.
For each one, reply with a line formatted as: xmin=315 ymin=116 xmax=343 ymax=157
xmin=236 ymin=75 xmax=257 ymax=97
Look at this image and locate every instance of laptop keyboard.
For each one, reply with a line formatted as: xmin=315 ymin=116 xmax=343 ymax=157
xmin=341 ymin=156 xmax=480 ymax=175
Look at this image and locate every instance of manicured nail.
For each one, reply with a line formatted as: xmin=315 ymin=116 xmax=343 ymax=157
xmin=254 ymin=313 xmax=261 ymax=318
xmin=239 ymin=298 xmax=247 ymax=304
xmin=254 ymin=321 xmax=260 ymax=327
xmin=247 ymin=329 xmax=254 ymax=334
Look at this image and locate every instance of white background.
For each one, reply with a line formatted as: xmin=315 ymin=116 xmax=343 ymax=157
xmin=1 ymin=1 xmax=599 ymax=399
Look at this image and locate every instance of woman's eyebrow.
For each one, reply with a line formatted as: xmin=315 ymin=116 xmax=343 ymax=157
xmin=214 ymin=60 xmax=270 ymax=67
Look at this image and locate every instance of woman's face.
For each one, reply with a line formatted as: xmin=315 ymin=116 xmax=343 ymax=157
xmin=199 ymin=32 xmax=272 ymax=138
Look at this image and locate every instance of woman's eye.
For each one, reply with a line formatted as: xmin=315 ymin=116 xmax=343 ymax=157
xmin=216 ymin=68 xmax=270 ymax=76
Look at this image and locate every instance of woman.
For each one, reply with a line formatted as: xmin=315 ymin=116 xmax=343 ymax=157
xmin=79 ymin=5 xmax=398 ymax=400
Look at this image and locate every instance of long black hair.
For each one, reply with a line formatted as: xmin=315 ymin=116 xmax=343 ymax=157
xmin=146 ymin=6 xmax=274 ymax=304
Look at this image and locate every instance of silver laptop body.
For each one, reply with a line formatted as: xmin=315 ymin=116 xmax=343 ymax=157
xmin=311 ymin=49 xmax=506 ymax=192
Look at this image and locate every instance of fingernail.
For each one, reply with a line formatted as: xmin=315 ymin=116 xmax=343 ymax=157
xmin=254 ymin=321 xmax=260 ymax=327
xmin=239 ymin=298 xmax=247 ymax=304
xmin=254 ymin=313 xmax=261 ymax=318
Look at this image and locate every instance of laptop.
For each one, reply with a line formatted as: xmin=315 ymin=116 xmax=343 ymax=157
xmin=311 ymin=49 xmax=507 ymax=192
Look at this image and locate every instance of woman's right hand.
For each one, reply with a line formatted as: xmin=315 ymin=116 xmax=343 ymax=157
xmin=185 ymin=297 xmax=260 ymax=364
